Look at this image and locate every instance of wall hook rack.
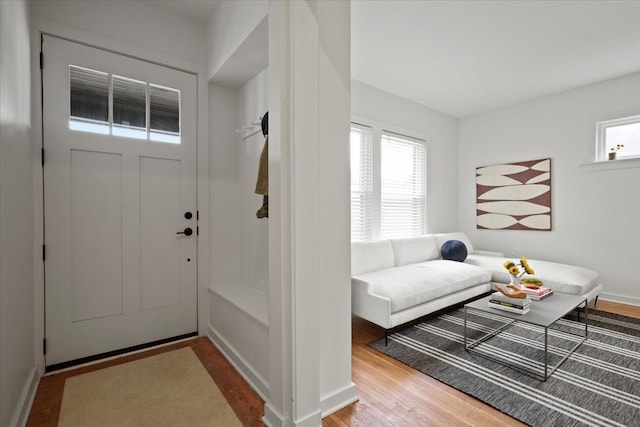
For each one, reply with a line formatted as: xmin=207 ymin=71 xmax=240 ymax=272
xmin=235 ymin=116 xmax=263 ymax=139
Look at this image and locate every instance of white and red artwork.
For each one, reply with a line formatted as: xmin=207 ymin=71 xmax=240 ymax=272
xmin=476 ymin=158 xmax=551 ymax=230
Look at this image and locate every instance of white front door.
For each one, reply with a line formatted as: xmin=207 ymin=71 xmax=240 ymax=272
xmin=43 ymin=35 xmax=198 ymax=366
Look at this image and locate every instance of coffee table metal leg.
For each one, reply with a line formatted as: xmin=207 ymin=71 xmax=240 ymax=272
xmin=544 ymin=327 xmax=548 ymax=380
xmin=585 ymin=301 xmax=589 ymax=338
xmin=464 ymin=307 xmax=468 ymax=350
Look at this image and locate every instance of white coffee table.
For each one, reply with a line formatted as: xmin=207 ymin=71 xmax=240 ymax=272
xmin=464 ymin=292 xmax=588 ymax=381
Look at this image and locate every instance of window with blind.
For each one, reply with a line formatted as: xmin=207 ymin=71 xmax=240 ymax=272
xmin=349 ymin=123 xmax=426 ymax=241
xmin=350 ymin=125 xmax=373 ymax=241
xmin=380 ymin=132 xmax=426 ymax=239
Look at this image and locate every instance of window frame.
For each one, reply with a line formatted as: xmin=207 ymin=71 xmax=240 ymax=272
xmin=350 ymin=119 xmax=428 ymax=241
xmin=595 ymin=114 xmax=640 ymax=162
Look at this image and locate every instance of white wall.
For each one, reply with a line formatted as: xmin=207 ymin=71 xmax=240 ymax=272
xmin=209 ymin=84 xmax=240 ymax=287
xmin=209 ymin=2 xmax=356 ymax=425
xmin=315 ymin=1 xmax=357 ymax=417
xmin=351 ymin=80 xmax=460 ymax=233
xmin=206 ymin=0 xmax=268 ymax=81
xmin=206 ymin=2 xmax=271 ymax=405
xmin=207 ymin=71 xmax=271 ymax=398
xmin=30 ymin=0 xmax=206 ymax=66
xmin=265 ymin=1 xmax=357 ymax=425
xmin=459 ymin=71 xmax=640 ymax=305
xmin=237 ymin=70 xmax=269 ymax=293
xmin=0 ymin=1 xmax=37 ymax=426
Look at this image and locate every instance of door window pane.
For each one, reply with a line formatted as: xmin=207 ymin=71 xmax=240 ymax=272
xmin=150 ymin=85 xmax=180 ymax=144
xmin=68 ymin=67 xmax=182 ymax=143
xmin=69 ymin=66 xmax=109 ymax=134
xmin=112 ymin=76 xmax=147 ymax=139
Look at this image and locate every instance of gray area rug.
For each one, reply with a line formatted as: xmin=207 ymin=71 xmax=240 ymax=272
xmin=371 ymin=309 xmax=640 ymax=427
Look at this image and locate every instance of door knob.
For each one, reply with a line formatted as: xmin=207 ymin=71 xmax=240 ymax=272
xmin=176 ymin=227 xmax=193 ymax=236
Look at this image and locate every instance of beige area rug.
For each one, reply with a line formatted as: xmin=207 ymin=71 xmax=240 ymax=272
xmin=58 ymin=347 xmax=242 ymax=427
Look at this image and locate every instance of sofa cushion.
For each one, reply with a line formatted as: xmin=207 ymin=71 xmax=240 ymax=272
xmin=465 ymin=254 xmax=600 ymax=296
xmin=433 ymin=232 xmax=475 ymax=255
xmin=389 ymin=235 xmax=440 ymax=267
xmin=351 ymin=240 xmax=395 ymax=275
xmin=441 ymin=240 xmax=468 ymax=262
xmin=353 ymin=260 xmax=491 ymax=313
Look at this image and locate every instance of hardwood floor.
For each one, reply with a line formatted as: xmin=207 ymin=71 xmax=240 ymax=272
xmin=593 ymin=298 xmax=640 ymax=318
xmin=323 ymin=299 xmax=640 ymax=427
xmin=26 ymin=300 xmax=638 ymax=427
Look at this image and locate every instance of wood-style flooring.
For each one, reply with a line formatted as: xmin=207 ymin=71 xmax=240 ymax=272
xmin=27 ymin=300 xmax=639 ymax=427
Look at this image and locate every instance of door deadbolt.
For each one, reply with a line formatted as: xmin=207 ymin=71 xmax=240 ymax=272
xmin=184 ymin=211 xmax=193 ymax=220
xmin=176 ymin=227 xmax=193 ymax=236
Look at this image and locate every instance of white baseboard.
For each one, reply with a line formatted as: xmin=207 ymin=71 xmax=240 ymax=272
xmin=262 ymin=403 xmax=289 ymax=427
xmin=293 ymin=410 xmax=322 ymax=427
xmin=321 ymin=382 xmax=358 ymax=417
xmin=206 ymin=324 xmax=269 ymax=401
xmin=261 ymin=383 xmax=358 ymax=427
xmin=11 ymin=366 xmax=39 ymax=427
xmin=599 ymin=293 xmax=640 ymax=307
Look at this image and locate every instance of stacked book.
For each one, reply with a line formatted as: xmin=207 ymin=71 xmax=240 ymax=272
xmin=488 ymin=292 xmax=531 ymax=314
xmin=520 ymin=285 xmax=553 ymax=300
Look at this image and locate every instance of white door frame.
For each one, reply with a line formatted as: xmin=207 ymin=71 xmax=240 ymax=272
xmin=30 ymin=18 xmax=210 ymax=374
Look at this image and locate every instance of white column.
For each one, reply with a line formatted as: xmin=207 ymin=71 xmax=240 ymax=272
xmin=266 ymin=1 xmax=355 ymax=426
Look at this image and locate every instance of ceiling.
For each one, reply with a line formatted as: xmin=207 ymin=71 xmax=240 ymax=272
xmin=149 ymin=1 xmax=640 ymax=118
xmin=352 ymin=1 xmax=640 ymax=117
xmin=147 ymin=0 xmax=219 ymax=24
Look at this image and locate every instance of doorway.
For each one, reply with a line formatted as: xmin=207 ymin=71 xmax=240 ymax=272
xmin=42 ymin=35 xmax=198 ymax=367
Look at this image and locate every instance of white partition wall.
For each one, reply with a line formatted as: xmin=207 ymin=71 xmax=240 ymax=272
xmin=266 ymin=1 xmax=356 ymax=426
xmin=208 ymin=1 xmax=356 ymax=426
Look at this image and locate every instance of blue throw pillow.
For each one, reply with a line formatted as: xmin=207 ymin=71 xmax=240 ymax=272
xmin=441 ymin=240 xmax=467 ymax=262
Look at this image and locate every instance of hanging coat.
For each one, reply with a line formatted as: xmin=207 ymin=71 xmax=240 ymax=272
xmin=255 ymin=136 xmax=268 ymax=196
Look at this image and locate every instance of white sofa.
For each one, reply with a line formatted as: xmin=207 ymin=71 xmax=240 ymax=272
xmin=351 ymin=232 xmax=603 ymax=338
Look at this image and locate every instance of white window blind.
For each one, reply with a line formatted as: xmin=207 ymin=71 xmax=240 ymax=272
xmin=350 ymin=125 xmax=373 ymax=241
xmin=380 ymin=131 xmax=426 ymax=239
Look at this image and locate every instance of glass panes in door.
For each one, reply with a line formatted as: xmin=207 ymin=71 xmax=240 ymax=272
xmin=150 ymin=85 xmax=180 ymax=144
xmin=69 ymin=66 xmax=109 ymax=134
xmin=67 ymin=65 xmax=182 ymax=144
xmin=112 ymin=76 xmax=147 ymax=139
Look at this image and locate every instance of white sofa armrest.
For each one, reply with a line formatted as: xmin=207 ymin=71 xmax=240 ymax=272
xmin=351 ymin=278 xmax=392 ymax=329
xmin=473 ymin=249 xmax=504 ymax=257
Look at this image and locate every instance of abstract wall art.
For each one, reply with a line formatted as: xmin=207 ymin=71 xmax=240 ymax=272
xmin=476 ymin=158 xmax=551 ymax=230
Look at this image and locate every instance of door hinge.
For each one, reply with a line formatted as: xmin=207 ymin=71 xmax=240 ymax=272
xmin=42 ymin=244 xmax=46 ymax=261
xmin=39 ymin=52 xmax=43 ymax=70
xmin=197 ymin=226 xmax=199 ymax=236
xmin=41 ymin=148 xmax=45 ymax=166
xmin=43 ymin=338 xmax=47 ymax=355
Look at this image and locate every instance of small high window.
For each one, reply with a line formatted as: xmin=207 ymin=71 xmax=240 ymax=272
xmin=596 ymin=115 xmax=640 ymax=161
xmin=68 ymin=65 xmax=181 ymax=144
